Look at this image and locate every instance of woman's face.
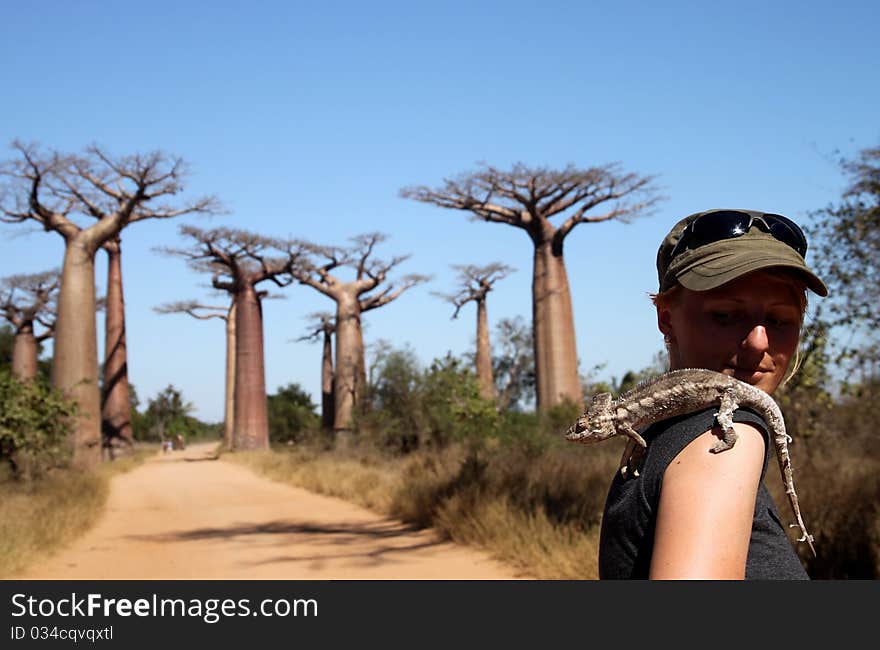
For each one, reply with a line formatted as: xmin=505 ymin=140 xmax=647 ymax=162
xmin=658 ymin=270 xmax=803 ymax=395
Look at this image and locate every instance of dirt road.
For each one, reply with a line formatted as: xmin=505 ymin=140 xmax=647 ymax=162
xmin=13 ymin=442 xmax=521 ymax=580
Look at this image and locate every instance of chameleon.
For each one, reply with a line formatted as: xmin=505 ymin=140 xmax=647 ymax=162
xmin=565 ymin=368 xmax=816 ymax=557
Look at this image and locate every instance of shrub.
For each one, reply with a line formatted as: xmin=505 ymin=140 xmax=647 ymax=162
xmin=0 ymin=371 xmax=76 ymax=480
xmin=267 ymin=383 xmax=321 ymax=444
xmin=358 ymin=349 xmax=499 ymax=452
xmin=132 ymin=384 xmax=219 ymax=443
xmin=421 ymin=354 xmax=500 ymax=445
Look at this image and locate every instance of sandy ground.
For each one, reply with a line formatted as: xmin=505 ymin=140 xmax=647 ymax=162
xmin=13 ymin=442 xmax=522 ymax=580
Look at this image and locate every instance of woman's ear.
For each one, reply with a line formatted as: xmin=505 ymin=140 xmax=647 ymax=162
xmin=657 ymin=305 xmax=674 ymax=341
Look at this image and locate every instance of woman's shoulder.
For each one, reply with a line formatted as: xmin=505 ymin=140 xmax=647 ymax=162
xmin=648 ymin=420 xmax=767 ymax=578
xmin=639 ymin=406 xmax=770 ymax=502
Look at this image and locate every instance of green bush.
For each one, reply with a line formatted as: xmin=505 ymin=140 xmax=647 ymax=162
xmin=132 ymin=384 xmax=219 ymax=443
xmin=267 ymin=383 xmax=321 ymax=444
xmin=421 ymin=355 xmax=501 ymax=445
xmin=358 ymin=349 xmax=499 ymax=453
xmin=0 ymin=371 xmax=76 ymax=480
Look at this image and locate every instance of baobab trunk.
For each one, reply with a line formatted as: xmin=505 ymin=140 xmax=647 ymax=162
xmin=102 ymin=240 xmax=133 ymax=446
xmin=53 ymin=240 xmax=102 ymax=469
xmin=11 ymin=327 xmax=38 ymax=381
xmin=532 ymin=241 xmax=580 ymax=410
xmin=475 ymin=298 xmax=496 ymax=400
xmin=353 ymin=317 xmax=367 ymax=403
xmin=223 ymin=302 xmax=236 ymax=450
xmin=321 ymin=328 xmax=334 ymax=431
xmin=232 ymin=286 xmax=269 ymax=449
xmin=333 ymin=295 xmax=363 ymax=433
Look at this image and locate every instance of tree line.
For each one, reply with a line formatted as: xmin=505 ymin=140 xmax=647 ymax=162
xmin=1 ymin=139 xmax=877 ymax=475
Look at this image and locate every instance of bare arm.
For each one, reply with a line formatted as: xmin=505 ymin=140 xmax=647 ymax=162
xmin=649 ymin=422 xmax=765 ymax=580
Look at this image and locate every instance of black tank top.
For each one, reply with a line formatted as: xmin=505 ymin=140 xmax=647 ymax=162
xmin=598 ymin=407 xmax=809 ymax=579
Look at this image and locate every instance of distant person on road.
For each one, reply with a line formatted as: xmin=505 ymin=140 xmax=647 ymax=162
xmin=598 ymin=208 xmax=827 ymax=579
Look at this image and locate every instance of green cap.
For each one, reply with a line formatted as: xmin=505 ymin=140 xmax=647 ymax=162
xmin=657 ymin=209 xmax=828 ymax=296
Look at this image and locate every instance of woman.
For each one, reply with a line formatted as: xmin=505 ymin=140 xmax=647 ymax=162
xmin=598 ymin=208 xmax=827 ymax=580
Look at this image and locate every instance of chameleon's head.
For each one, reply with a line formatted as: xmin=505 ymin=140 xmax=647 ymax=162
xmin=565 ymin=393 xmax=617 ymax=443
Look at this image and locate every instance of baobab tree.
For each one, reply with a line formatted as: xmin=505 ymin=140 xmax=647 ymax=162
xmin=433 ymin=263 xmax=514 ymax=400
xmin=297 ymin=312 xmax=336 ymax=430
xmin=0 ymin=270 xmax=59 ymax=381
xmin=155 ymin=300 xmax=236 ymax=449
xmin=160 ymin=226 xmax=303 ymax=450
xmin=0 ymin=142 xmax=219 ymax=468
xmin=100 ymin=236 xmax=135 ymax=451
xmin=291 ymin=233 xmax=429 ymax=433
xmin=401 ymin=162 xmax=661 ymax=410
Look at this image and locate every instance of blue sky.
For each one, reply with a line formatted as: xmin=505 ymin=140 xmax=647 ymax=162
xmin=2 ymin=1 xmax=878 ymax=421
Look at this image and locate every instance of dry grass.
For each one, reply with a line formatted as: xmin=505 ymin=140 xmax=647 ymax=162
xmin=430 ymin=495 xmax=601 ymax=579
xmin=230 ymin=423 xmax=880 ymax=580
xmin=229 ymin=447 xmax=407 ymax=513
xmin=226 ymin=439 xmax=622 ymax=579
xmin=0 ymin=446 xmax=155 ymax=579
xmin=768 ymin=437 xmax=880 ymax=578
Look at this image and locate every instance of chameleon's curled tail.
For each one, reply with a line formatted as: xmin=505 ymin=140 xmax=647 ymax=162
xmin=775 ymin=431 xmax=816 ymax=558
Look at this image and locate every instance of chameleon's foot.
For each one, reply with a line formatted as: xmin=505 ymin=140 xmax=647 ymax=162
xmin=789 ymin=524 xmax=815 ymax=544
xmin=620 ymin=423 xmax=647 ymax=448
xmin=619 ymin=444 xmax=646 ymax=478
xmin=709 ymin=411 xmax=738 ymax=453
xmin=710 ymin=391 xmax=739 ymax=453
xmin=789 ymin=524 xmax=817 ymax=557
xmin=710 ymin=436 xmax=738 ymax=453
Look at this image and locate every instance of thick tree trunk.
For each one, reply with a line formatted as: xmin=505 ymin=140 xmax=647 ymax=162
xmin=53 ymin=239 xmax=102 ymax=469
xmin=223 ymin=302 xmax=236 ymax=450
xmin=101 ymin=240 xmax=133 ymax=447
xmin=333 ymin=295 xmax=363 ymax=432
xmin=475 ymin=298 xmax=496 ymax=400
xmin=11 ymin=327 xmax=38 ymax=381
xmin=353 ymin=317 xmax=367 ymax=403
xmin=232 ymin=285 xmax=269 ymax=449
xmin=321 ymin=329 xmax=334 ymax=430
xmin=532 ymin=240 xmax=581 ymax=410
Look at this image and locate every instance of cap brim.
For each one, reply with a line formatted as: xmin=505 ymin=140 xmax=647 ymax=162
xmin=674 ymin=243 xmax=829 ymax=297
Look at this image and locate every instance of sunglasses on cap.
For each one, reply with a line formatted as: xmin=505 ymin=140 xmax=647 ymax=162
xmin=667 ymin=210 xmax=808 ymax=265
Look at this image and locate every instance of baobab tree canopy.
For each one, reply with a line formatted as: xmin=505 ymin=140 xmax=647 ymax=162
xmin=401 ymin=162 xmax=662 ymax=410
xmin=162 ymin=226 xmax=296 ymax=290
xmin=433 ymin=263 xmax=515 ymax=320
xmin=401 ymin=162 xmax=661 ymax=251
xmin=154 ymin=300 xmax=230 ymax=322
xmin=295 ymin=233 xmax=431 ymax=315
xmin=0 ymin=142 xmax=221 ymax=469
xmin=0 ymin=143 xmax=221 ymax=251
xmin=298 ymin=312 xmax=336 ymax=342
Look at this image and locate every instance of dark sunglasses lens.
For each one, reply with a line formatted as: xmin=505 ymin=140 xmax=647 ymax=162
xmin=687 ymin=211 xmax=753 ymax=248
xmin=667 ymin=211 xmax=749 ymax=263
xmin=763 ymin=213 xmax=808 ymax=256
xmin=667 ymin=210 xmax=807 ymax=266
